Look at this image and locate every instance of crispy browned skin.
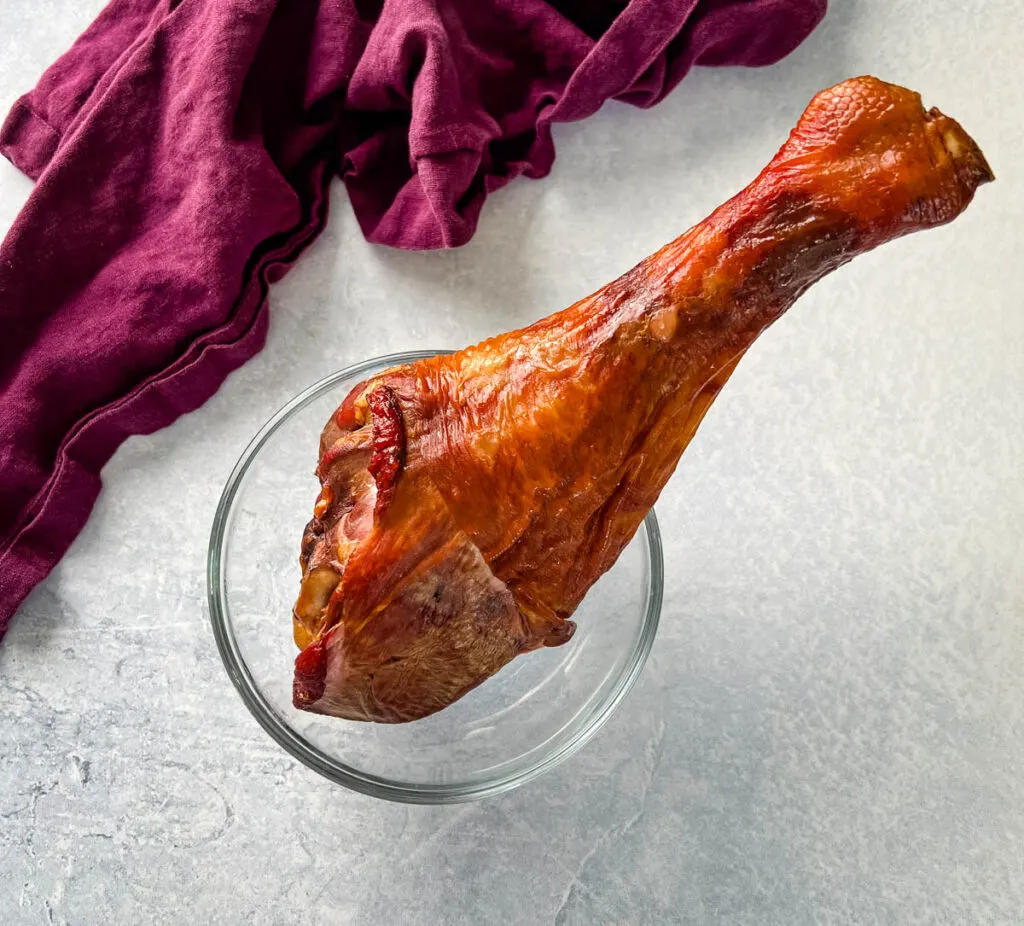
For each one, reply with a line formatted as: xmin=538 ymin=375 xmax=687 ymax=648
xmin=292 ymin=77 xmax=993 ymax=722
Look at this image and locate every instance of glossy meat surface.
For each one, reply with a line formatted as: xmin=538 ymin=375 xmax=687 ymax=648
xmin=293 ymin=77 xmax=992 ymax=722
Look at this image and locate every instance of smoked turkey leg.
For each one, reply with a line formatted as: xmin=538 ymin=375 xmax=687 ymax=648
xmin=292 ymin=77 xmax=993 ymax=723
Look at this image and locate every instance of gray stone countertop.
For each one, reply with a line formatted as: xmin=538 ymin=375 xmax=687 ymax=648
xmin=2 ymin=1 xmax=1022 ymax=923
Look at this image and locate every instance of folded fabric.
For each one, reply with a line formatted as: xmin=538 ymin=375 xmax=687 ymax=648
xmin=0 ymin=0 xmax=825 ymax=639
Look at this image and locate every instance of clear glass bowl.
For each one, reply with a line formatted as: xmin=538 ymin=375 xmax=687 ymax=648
xmin=207 ymin=350 xmax=663 ymax=803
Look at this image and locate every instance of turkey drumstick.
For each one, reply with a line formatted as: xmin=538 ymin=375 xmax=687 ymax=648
xmin=293 ymin=77 xmax=992 ymax=722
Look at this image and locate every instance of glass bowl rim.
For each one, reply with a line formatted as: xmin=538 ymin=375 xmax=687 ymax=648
xmin=207 ymin=349 xmax=664 ymax=804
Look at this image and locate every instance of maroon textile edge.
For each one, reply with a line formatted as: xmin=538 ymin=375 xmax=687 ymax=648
xmin=0 ymin=158 xmax=335 ymax=630
xmin=0 ymin=101 xmax=60 ymax=180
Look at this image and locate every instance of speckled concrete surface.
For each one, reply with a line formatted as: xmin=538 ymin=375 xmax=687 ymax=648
xmin=2 ymin=2 xmax=1022 ymax=923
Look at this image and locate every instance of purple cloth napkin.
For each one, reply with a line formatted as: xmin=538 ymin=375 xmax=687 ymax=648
xmin=0 ymin=0 xmax=825 ymax=638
